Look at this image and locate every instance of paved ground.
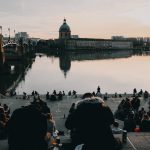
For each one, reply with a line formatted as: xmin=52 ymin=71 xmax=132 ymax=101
xmin=0 ymin=94 xmax=150 ymax=150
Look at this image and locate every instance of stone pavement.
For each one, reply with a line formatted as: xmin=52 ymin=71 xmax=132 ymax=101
xmin=0 ymin=94 xmax=150 ymax=150
xmin=127 ymin=132 xmax=150 ymax=150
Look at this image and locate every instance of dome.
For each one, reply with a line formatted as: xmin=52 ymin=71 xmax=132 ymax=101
xmin=59 ymin=19 xmax=71 ymax=32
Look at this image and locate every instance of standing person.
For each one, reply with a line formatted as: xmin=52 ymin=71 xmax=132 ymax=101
xmin=7 ymin=104 xmax=47 ymax=150
xmin=97 ymin=86 xmax=101 ymax=93
xmin=65 ymin=97 xmax=122 ymax=150
xmin=96 ymin=86 xmax=102 ymax=97
xmin=133 ymin=88 xmax=137 ymax=96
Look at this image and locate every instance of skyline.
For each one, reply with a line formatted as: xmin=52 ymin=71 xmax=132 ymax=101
xmin=1 ymin=0 xmax=150 ymax=39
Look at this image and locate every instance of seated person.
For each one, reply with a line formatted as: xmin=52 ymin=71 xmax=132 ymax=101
xmin=0 ymin=113 xmax=8 ymax=128
xmin=3 ymin=104 xmax=10 ymax=117
xmin=0 ymin=111 xmax=9 ymax=138
xmin=7 ymin=104 xmax=47 ymax=150
xmin=47 ymin=113 xmax=55 ymax=135
xmin=65 ymin=97 xmax=122 ymax=150
xmin=140 ymin=114 xmax=150 ymax=132
xmin=112 ymin=121 xmax=122 ymax=134
xmin=46 ymin=113 xmax=56 ymax=147
xmin=50 ymin=94 xmax=57 ymax=101
xmin=123 ymin=112 xmax=136 ymax=132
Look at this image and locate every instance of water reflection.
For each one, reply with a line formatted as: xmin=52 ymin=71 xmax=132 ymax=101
xmin=1 ymin=50 xmax=150 ymax=94
xmin=59 ymin=54 xmax=71 ymax=78
xmin=0 ymin=54 xmax=35 ymax=94
xmin=58 ymin=50 xmax=133 ymax=77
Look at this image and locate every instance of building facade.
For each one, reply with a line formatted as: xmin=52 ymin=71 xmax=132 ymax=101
xmin=57 ymin=19 xmax=133 ymax=50
xmin=66 ymin=38 xmax=132 ymax=50
xmin=15 ymin=32 xmax=29 ymax=43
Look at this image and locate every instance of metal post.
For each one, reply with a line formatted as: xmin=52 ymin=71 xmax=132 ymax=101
xmin=122 ymin=130 xmax=127 ymax=143
xmin=8 ymin=28 xmax=10 ymax=42
xmin=14 ymin=30 xmax=16 ymax=42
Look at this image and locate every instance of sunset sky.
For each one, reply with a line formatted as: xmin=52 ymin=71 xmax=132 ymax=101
xmin=1 ymin=0 xmax=150 ymax=39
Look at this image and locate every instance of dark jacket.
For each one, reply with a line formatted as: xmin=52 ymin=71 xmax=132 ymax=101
xmin=123 ymin=118 xmax=136 ymax=132
xmin=65 ymin=98 xmax=116 ymax=150
xmin=140 ymin=120 xmax=150 ymax=132
xmin=7 ymin=105 xmax=47 ymax=150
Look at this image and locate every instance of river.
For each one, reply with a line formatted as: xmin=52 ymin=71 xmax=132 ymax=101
xmin=1 ymin=50 xmax=150 ymax=94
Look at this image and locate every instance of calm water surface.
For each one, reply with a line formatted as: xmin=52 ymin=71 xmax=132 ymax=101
xmin=14 ymin=51 xmax=150 ymax=94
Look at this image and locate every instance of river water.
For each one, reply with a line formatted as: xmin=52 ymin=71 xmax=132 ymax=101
xmin=1 ymin=50 xmax=150 ymax=94
xmin=10 ymin=51 xmax=150 ymax=94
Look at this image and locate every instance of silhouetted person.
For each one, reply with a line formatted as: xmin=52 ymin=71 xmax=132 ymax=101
xmin=92 ymin=91 xmax=96 ymax=97
xmin=115 ymin=92 xmax=118 ymax=98
xmin=50 ymin=94 xmax=56 ymax=101
xmin=58 ymin=91 xmax=63 ymax=100
xmin=65 ymin=97 xmax=122 ymax=150
xmin=63 ymin=91 xmax=65 ymax=96
xmin=23 ymin=92 xmax=27 ymax=99
xmin=68 ymin=91 xmax=71 ymax=96
xmin=104 ymin=92 xmax=108 ymax=100
xmin=144 ymin=90 xmax=149 ymax=100
xmin=138 ymin=89 xmax=143 ymax=97
xmin=46 ymin=92 xmax=50 ymax=100
xmin=133 ymin=88 xmax=137 ymax=96
xmin=31 ymin=90 xmax=35 ymax=96
xmin=97 ymin=86 xmax=100 ymax=93
xmin=7 ymin=105 xmax=47 ymax=150
xmin=140 ymin=114 xmax=150 ymax=132
xmin=123 ymin=112 xmax=136 ymax=132
xmin=131 ymin=96 xmax=140 ymax=113
xmin=53 ymin=90 xmax=57 ymax=96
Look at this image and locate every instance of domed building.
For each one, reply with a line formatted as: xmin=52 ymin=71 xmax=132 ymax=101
xmin=56 ymin=19 xmax=132 ymax=50
xmin=59 ymin=19 xmax=71 ymax=39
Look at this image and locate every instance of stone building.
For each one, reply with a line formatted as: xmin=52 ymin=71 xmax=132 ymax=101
xmin=66 ymin=38 xmax=132 ymax=50
xmin=57 ymin=19 xmax=133 ymax=50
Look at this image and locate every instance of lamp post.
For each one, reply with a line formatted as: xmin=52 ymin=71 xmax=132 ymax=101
xmin=14 ymin=30 xmax=16 ymax=42
xmin=8 ymin=28 xmax=10 ymax=42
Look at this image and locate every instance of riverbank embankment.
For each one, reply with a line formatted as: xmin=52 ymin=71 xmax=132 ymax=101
xmin=0 ymin=94 xmax=150 ymax=150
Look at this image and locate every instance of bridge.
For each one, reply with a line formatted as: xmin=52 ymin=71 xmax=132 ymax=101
xmin=0 ymin=33 xmax=36 ymax=62
xmin=0 ymin=33 xmax=36 ymax=95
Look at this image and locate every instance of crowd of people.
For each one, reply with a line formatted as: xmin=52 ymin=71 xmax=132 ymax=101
xmin=65 ymin=95 xmax=122 ymax=150
xmin=1 ymin=86 xmax=150 ymax=150
xmin=7 ymin=96 xmax=58 ymax=150
xmin=115 ymin=88 xmax=150 ymax=132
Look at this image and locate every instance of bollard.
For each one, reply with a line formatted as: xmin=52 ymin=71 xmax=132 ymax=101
xmin=122 ymin=130 xmax=127 ymax=143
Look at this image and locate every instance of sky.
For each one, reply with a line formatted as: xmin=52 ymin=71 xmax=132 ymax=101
xmin=1 ymin=0 xmax=150 ymax=39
